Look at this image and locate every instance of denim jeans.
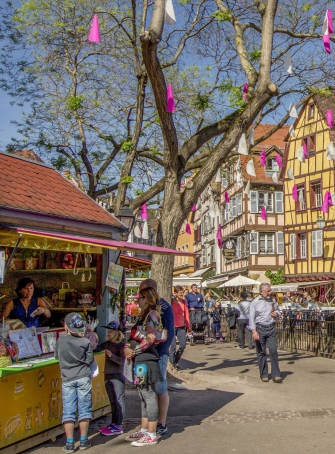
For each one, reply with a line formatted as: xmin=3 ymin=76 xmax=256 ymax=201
xmin=105 ymin=374 xmax=125 ymax=426
xmin=62 ymin=376 xmax=92 ymax=423
xmin=155 ymin=354 xmax=168 ymax=395
xmin=169 ymin=327 xmax=186 ymax=366
xmin=212 ymin=322 xmax=222 ymax=340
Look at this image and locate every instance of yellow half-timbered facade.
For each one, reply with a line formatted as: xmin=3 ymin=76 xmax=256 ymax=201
xmin=281 ymin=94 xmax=335 ymax=282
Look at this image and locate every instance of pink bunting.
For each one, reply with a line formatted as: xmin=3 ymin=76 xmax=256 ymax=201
xmin=323 ymin=34 xmax=331 ymax=54
xmin=260 ymin=150 xmax=266 ymax=166
xmin=260 ymin=206 xmax=267 ymax=221
xmin=275 ymin=154 xmax=282 ymax=168
xmin=242 ymin=83 xmax=247 ymax=100
xmin=303 ymin=143 xmax=308 ymax=159
xmin=88 ymin=14 xmax=100 ymax=43
xmin=321 ymin=190 xmax=333 ymax=214
xmin=326 ymin=109 xmax=333 ymax=129
xmin=218 ymin=239 xmax=223 ymax=249
xmin=179 ymin=182 xmax=182 ymax=188
xmin=167 ymin=84 xmax=176 ymax=112
xmin=186 ymin=223 xmax=191 ymax=235
xmin=292 ymin=184 xmax=298 ymax=202
xmin=192 ymin=204 xmax=197 ymax=211
xmin=224 ymin=191 xmax=230 ymax=203
xmin=328 ymin=9 xmax=333 ymax=34
xmin=141 ymin=203 xmax=148 ymax=220
xmin=216 ymin=224 xmax=222 ymax=240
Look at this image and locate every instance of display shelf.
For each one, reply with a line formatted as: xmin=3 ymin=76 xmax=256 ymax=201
xmin=8 ymin=267 xmax=96 ymax=273
xmin=50 ymin=307 xmax=97 ymax=311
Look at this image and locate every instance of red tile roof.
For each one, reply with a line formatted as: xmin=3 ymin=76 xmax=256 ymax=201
xmin=252 ymin=124 xmax=290 ymax=151
xmin=0 ymin=152 xmax=124 ymax=228
xmin=240 ymin=156 xmax=275 ymax=183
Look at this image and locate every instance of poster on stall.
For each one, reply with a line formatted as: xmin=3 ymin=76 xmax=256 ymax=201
xmin=0 ymin=248 xmax=5 ymax=284
xmin=105 ymin=262 xmax=123 ymax=290
xmin=9 ymin=327 xmax=42 ymax=359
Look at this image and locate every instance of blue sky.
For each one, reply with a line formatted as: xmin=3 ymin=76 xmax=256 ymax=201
xmin=0 ymin=92 xmax=25 ymax=151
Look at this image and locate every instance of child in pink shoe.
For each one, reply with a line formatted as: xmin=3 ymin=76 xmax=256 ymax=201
xmin=95 ymin=320 xmax=125 ymax=436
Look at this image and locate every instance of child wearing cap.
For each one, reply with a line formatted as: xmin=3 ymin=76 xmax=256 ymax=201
xmin=55 ymin=313 xmax=94 ymax=453
xmin=95 ymin=320 xmax=125 ymax=436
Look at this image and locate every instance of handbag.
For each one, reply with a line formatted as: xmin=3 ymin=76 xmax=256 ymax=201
xmin=134 ymin=310 xmax=167 ymax=343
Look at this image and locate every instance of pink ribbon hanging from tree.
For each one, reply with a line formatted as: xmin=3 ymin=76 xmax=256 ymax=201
xmin=321 ymin=190 xmax=332 ymax=214
xmin=303 ymin=143 xmax=308 ymax=159
xmin=218 ymin=239 xmax=223 ymax=249
xmin=192 ymin=204 xmax=197 ymax=211
xmin=224 ymin=191 xmax=230 ymax=203
xmin=292 ymin=184 xmax=298 ymax=202
xmin=88 ymin=14 xmax=100 ymax=43
xmin=326 ymin=109 xmax=333 ymax=129
xmin=167 ymin=84 xmax=176 ymax=112
xmin=275 ymin=154 xmax=282 ymax=168
xmin=141 ymin=204 xmax=148 ymax=220
xmin=323 ymin=34 xmax=331 ymax=54
xmin=328 ymin=9 xmax=333 ymax=33
xmin=242 ymin=83 xmax=247 ymax=100
xmin=216 ymin=224 xmax=222 ymax=240
xmin=260 ymin=150 xmax=266 ymax=166
xmin=186 ymin=223 xmax=191 ymax=235
xmin=260 ymin=206 xmax=267 ymax=220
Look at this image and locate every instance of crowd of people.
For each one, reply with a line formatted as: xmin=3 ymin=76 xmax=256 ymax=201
xmin=55 ymin=280 xmax=302 ymax=451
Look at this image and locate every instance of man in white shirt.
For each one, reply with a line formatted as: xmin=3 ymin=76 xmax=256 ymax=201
xmin=235 ymin=292 xmax=253 ymax=349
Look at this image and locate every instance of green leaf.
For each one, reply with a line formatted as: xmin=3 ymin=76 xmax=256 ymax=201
xmin=122 ymin=176 xmax=133 ymax=184
xmin=66 ymin=95 xmax=84 ymax=111
xmin=212 ymin=10 xmax=232 ymax=22
xmin=302 ymin=3 xmax=312 ymax=12
xmin=121 ymin=141 xmax=134 ymax=152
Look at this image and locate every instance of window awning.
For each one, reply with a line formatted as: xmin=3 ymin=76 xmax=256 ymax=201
xmin=189 ymin=267 xmax=211 ymax=277
xmin=271 ymin=280 xmax=335 ymax=292
xmin=12 ymin=228 xmax=197 ymax=256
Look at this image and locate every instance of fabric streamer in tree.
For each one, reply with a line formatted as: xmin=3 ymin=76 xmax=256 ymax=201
xmin=260 ymin=150 xmax=266 ymax=166
xmin=288 ymin=103 xmax=298 ymax=118
xmin=287 ymin=168 xmax=295 ymax=180
xmin=326 ymin=109 xmax=333 ymax=129
xmin=247 ymin=125 xmax=255 ymax=145
xmin=134 ymin=223 xmax=142 ymax=239
xmin=326 ymin=142 xmax=335 ymax=161
xmin=322 ymin=10 xmax=332 ymax=54
xmin=284 ymin=51 xmax=292 ymax=74
xmin=208 ymin=200 xmax=216 ymax=218
xmin=321 ymin=190 xmax=333 ymax=214
xmin=88 ymin=14 xmax=100 ymax=43
xmin=272 ymin=172 xmax=279 ymax=184
xmin=332 ymin=192 xmax=335 ymax=206
xmin=238 ymin=133 xmax=248 ymax=155
xmin=260 ymin=206 xmax=267 ymax=221
xmin=186 ymin=223 xmax=191 ymax=235
xmin=292 ymin=184 xmax=298 ymax=202
xmin=242 ymin=83 xmax=247 ymax=100
xmin=289 ymin=125 xmax=296 ymax=137
xmin=246 ymin=159 xmax=256 ymax=177
xmin=216 ymin=224 xmax=222 ymax=249
xmin=215 ymin=168 xmax=221 ymax=183
xmin=275 ymin=154 xmax=282 ymax=168
xmin=224 ymin=191 xmax=230 ymax=203
xmin=297 ymin=146 xmax=306 ymax=163
xmin=167 ymin=84 xmax=176 ymax=112
xmin=244 ymin=180 xmax=251 ymax=195
xmin=192 ymin=204 xmax=197 ymax=211
xmin=303 ymin=143 xmax=308 ymax=159
xmin=142 ymin=221 xmax=149 ymax=240
xmin=141 ymin=203 xmax=148 ymax=220
xmin=165 ymin=0 xmax=176 ymax=26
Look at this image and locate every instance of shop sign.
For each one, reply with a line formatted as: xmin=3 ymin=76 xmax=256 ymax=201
xmin=222 ymin=239 xmax=236 ymax=262
xmin=106 ymin=262 xmax=124 ymax=290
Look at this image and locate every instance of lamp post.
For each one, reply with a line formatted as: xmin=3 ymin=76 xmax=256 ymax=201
xmin=316 ymin=217 xmax=326 ymax=230
xmin=117 ymin=202 xmax=135 ymax=234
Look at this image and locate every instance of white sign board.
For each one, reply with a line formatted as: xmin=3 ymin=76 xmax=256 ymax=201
xmin=105 ymin=262 xmax=124 ymax=291
xmin=9 ymin=327 xmax=42 ymax=359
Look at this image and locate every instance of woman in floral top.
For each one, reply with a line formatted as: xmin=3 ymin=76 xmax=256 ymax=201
xmin=124 ymin=287 xmax=164 ymax=447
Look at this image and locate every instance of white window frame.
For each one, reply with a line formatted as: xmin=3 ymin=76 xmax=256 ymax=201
xmin=202 ymin=248 xmax=207 ymax=266
xmin=236 ymin=237 xmax=242 ymax=259
xmin=250 ymin=191 xmax=258 ymax=213
xmin=311 ymin=230 xmax=323 ymax=258
xmin=210 ymin=245 xmax=215 ymax=263
xmin=258 ymin=192 xmax=273 ymax=213
xmin=250 ymin=232 xmax=258 ymax=254
xmin=311 ymin=183 xmax=322 ymax=208
xmin=275 ymin=192 xmax=284 ymax=213
xmin=276 ymin=232 xmax=284 ymax=254
xmin=244 ymin=234 xmax=250 ymax=257
xmin=259 ymin=233 xmax=275 ymax=254
xmin=224 ymin=204 xmax=229 ymax=224
xmin=300 ymin=233 xmax=307 ymax=259
xmin=231 ymin=196 xmax=237 ymax=218
xmin=237 ymin=193 xmax=242 ymax=216
xmin=290 ymin=234 xmax=296 ymax=260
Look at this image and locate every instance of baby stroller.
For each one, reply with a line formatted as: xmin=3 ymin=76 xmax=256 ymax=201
xmin=188 ymin=309 xmax=208 ymax=346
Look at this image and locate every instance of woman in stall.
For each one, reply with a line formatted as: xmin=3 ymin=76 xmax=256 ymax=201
xmin=1 ymin=277 xmax=51 ymax=328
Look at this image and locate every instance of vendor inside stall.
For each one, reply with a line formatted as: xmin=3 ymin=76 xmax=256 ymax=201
xmin=1 ymin=277 xmax=51 ymax=327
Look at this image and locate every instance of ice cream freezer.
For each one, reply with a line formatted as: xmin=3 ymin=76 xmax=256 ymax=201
xmin=0 ymin=351 xmax=110 ymax=453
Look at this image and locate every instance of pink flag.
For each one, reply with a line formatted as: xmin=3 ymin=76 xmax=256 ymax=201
xmin=321 ymin=191 xmax=331 ymax=214
xmin=218 ymin=239 xmax=223 ymax=249
xmin=88 ymin=14 xmax=100 ymax=43
xmin=292 ymin=184 xmax=298 ymax=202
xmin=328 ymin=191 xmax=333 ymax=206
xmin=186 ymin=223 xmax=191 ymax=235
xmin=326 ymin=109 xmax=333 ymax=129
xmin=224 ymin=191 xmax=230 ymax=203
xmin=216 ymin=224 xmax=222 ymax=240
xmin=242 ymin=83 xmax=247 ymax=100
xmin=276 ymin=154 xmax=282 ymax=168
xmin=167 ymin=84 xmax=176 ymax=112
xmin=261 ymin=206 xmax=267 ymax=220
xmin=303 ymin=143 xmax=308 ymax=159
xmin=260 ymin=150 xmax=266 ymax=166
xmin=328 ymin=9 xmax=333 ymax=34
xmin=179 ymin=182 xmax=182 ymax=188
xmin=323 ymin=34 xmax=331 ymax=54
xmin=141 ymin=203 xmax=148 ymax=220
xmin=192 ymin=204 xmax=197 ymax=211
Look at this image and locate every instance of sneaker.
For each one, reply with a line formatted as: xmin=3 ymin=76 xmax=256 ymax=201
xmin=125 ymin=430 xmax=147 ymax=442
xmin=79 ymin=438 xmax=91 ymax=450
xmin=219 ymin=338 xmax=223 ymax=343
xmin=63 ymin=442 xmax=75 ymax=453
xmin=100 ymin=424 xmax=123 ymax=436
xmin=156 ymin=424 xmax=168 ymax=435
xmin=261 ymin=377 xmax=269 ymax=382
xmin=273 ymin=377 xmax=283 ymax=383
xmin=175 ymin=364 xmax=181 ymax=370
xmin=131 ymin=433 xmax=158 ymax=447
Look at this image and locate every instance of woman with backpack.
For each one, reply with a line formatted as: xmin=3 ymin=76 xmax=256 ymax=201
xmin=170 ymin=286 xmax=191 ymax=370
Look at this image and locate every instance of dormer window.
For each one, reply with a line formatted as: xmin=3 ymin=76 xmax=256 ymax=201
xmin=266 ymin=157 xmax=279 ymax=171
xmin=308 ymin=103 xmax=315 ymax=120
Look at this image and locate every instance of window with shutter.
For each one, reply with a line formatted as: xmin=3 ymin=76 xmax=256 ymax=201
xmin=250 ymin=191 xmax=258 ymax=213
xmin=202 ymin=248 xmax=207 ymax=266
xmin=290 ymin=234 xmax=296 ymax=260
xmin=210 ymin=245 xmax=215 ymax=263
xmin=236 ymin=238 xmax=242 ymax=259
xmin=244 ymin=234 xmax=250 ymax=257
xmin=222 ymin=172 xmax=228 ymax=188
xmin=275 ymin=192 xmax=283 ymax=213
xmin=299 ymin=233 xmax=307 ymax=259
xmin=231 ymin=197 xmax=237 ymax=218
xmin=276 ymin=232 xmax=284 ymax=254
xmin=250 ymin=232 xmax=258 ymax=254
xmin=311 ymin=230 xmax=323 ymax=258
xmin=224 ymin=204 xmax=229 ymax=223
xmin=237 ymin=193 xmax=242 ymax=215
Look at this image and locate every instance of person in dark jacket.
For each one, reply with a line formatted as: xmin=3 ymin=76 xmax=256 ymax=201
xmin=95 ymin=320 xmax=125 ymax=437
xmin=210 ymin=301 xmax=223 ymax=343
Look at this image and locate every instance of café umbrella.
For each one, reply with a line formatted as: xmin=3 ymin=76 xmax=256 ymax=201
xmin=218 ymin=275 xmax=261 ymax=288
